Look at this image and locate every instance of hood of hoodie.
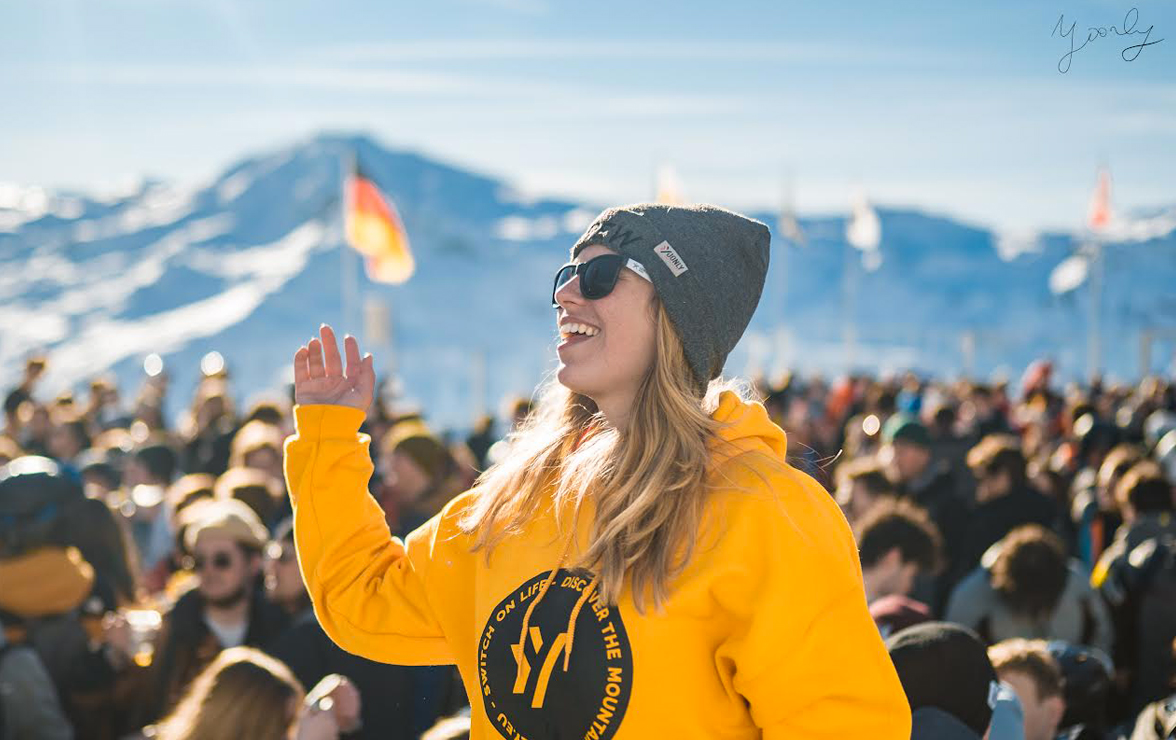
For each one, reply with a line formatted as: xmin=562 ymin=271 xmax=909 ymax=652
xmin=708 ymin=390 xmax=788 ymax=466
xmin=515 ymin=390 xmax=790 ymax=673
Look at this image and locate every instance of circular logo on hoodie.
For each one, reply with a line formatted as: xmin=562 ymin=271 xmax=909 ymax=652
xmin=478 ymin=568 xmax=633 ymax=740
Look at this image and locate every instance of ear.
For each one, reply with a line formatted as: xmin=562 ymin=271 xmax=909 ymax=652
xmin=1045 ymin=695 xmax=1065 ymax=728
xmin=882 ymin=547 xmax=905 ymax=569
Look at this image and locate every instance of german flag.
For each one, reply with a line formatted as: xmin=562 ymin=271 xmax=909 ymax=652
xmin=345 ymin=161 xmax=414 ymax=284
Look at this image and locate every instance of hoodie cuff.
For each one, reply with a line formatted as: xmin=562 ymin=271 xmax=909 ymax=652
xmin=292 ymin=404 xmax=367 ymax=439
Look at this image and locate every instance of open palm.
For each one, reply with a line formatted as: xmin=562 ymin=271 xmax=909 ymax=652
xmin=294 ymin=324 xmax=375 ymax=412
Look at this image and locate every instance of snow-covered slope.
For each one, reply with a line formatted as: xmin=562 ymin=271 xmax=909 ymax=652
xmin=2 ymin=133 xmax=1173 ymax=429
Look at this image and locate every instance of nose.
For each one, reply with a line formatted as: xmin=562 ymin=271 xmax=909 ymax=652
xmin=554 ymin=272 xmax=586 ymax=312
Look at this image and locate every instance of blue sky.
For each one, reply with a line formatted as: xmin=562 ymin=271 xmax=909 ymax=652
xmin=2 ymin=0 xmax=1173 ymax=233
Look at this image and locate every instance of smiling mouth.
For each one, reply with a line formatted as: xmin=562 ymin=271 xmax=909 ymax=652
xmin=558 ymin=332 xmax=596 ymax=347
xmin=558 ymin=321 xmax=600 ymax=344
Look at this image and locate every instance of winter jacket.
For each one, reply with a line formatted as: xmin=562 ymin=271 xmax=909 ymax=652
xmin=945 ymin=556 xmax=1112 ymax=653
xmin=0 ymin=629 xmax=74 ymax=740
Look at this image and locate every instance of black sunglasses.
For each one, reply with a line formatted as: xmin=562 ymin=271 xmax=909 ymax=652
xmin=551 ymin=254 xmax=652 ymax=308
xmin=186 ymin=551 xmax=235 ymax=572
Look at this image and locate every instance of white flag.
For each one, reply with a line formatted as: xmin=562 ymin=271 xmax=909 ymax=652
xmin=847 ymin=189 xmax=881 ymax=251
xmin=1049 ymin=253 xmax=1089 ymax=295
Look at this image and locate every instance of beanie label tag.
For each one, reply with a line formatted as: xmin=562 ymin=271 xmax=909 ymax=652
xmin=987 ymin=680 xmax=1001 ymax=709
xmin=652 ymin=240 xmax=688 ymax=276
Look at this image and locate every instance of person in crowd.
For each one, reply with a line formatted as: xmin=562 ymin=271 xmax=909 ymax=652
xmin=946 ymin=524 xmax=1112 ymax=653
xmin=180 ymin=381 xmax=236 ymax=476
xmin=85 ymin=377 xmax=131 ymax=431
xmin=880 ymin=413 xmax=969 ymax=608
xmin=854 ymin=499 xmax=942 ymax=636
xmin=1095 ymin=463 xmax=1176 ymax=717
xmin=228 ymin=419 xmax=286 ymax=484
xmin=214 ymin=466 xmax=287 ymax=529
xmin=121 ymin=442 xmax=180 ymax=574
xmin=140 ymin=474 xmax=215 ymax=594
xmin=135 ymin=646 xmax=354 ymax=740
xmin=886 ymin=622 xmax=1001 ymax=739
xmin=987 ymin=639 xmax=1066 ymax=740
xmin=834 ymin=457 xmax=897 ymax=525
xmin=47 ymin=413 xmax=90 ymax=470
xmin=376 ymin=420 xmax=460 ymax=537
xmin=0 ymin=455 xmax=146 ymax=740
xmin=133 ymin=498 xmax=287 ymax=726
xmin=958 ymin=435 xmax=1058 ymax=577
xmin=464 ymin=415 xmax=497 ymax=472
xmin=285 ymin=203 xmax=911 ymax=737
xmin=1047 ymin=641 xmax=1117 ymax=740
xmin=265 ymin=519 xmax=462 ymax=739
xmin=1074 ymin=443 xmax=1145 ymax=567
xmin=0 ymin=618 xmax=75 ymax=740
xmin=1070 ymin=414 xmax=1124 ymax=565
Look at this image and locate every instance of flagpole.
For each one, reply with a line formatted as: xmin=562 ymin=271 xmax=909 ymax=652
xmin=1087 ymin=236 xmax=1103 ymax=379
xmin=776 ymin=169 xmax=793 ymax=376
xmin=341 ymin=151 xmax=361 ymax=338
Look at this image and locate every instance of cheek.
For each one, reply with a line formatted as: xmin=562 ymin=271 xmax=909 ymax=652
xmin=600 ymin=305 xmax=657 ymax=370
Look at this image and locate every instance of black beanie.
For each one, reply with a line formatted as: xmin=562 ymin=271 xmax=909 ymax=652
xmin=571 ymin=203 xmax=771 ymax=384
xmin=886 ymin=622 xmax=998 ymax=736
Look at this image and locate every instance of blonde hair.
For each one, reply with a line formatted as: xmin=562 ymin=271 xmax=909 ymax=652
xmin=154 ymin=646 xmax=303 ymax=740
xmin=458 ymin=299 xmax=756 ymax=612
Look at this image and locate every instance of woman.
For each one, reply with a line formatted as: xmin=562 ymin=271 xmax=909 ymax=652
xmin=140 ymin=646 xmax=350 ymax=740
xmin=286 ymin=203 xmax=910 ymax=738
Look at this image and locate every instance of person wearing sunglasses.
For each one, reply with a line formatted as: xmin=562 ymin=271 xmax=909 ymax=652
xmin=131 ymin=498 xmax=289 ymax=728
xmin=286 ymin=203 xmax=910 ymax=738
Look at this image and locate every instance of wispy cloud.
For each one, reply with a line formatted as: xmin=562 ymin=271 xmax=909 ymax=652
xmin=314 ymin=38 xmax=937 ymax=66
xmin=28 ymin=62 xmax=758 ymax=115
xmin=454 ymin=0 xmax=550 ymax=15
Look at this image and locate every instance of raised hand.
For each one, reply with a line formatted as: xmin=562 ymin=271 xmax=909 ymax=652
xmin=294 ymin=325 xmax=375 ymax=412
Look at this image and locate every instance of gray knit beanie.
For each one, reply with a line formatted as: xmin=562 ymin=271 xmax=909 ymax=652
xmin=571 ymin=203 xmax=771 ymax=384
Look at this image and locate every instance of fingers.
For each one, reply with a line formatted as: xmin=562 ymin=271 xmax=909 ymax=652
xmin=307 ymin=338 xmax=325 ymax=379
xmin=320 ymin=324 xmax=343 ymax=377
xmin=293 ymin=346 xmax=310 ymax=386
xmin=343 ymin=335 xmax=362 ymax=379
xmin=357 ymin=354 xmax=375 ymax=403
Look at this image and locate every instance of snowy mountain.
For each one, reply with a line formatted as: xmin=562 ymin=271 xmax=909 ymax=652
xmin=2 ymin=133 xmax=1174 ymax=430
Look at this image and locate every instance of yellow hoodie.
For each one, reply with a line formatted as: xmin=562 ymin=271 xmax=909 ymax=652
xmin=285 ymin=391 xmax=911 ymax=739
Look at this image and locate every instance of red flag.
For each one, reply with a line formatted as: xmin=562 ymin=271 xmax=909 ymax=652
xmin=1088 ymin=167 xmax=1112 ymax=232
xmin=345 ymin=163 xmax=414 ymax=284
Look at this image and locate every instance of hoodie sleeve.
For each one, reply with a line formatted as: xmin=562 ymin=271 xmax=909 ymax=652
xmin=284 ymin=404 xmax=453 ymax=666
xmin=712 ymin=460 xmax=911 ymax=739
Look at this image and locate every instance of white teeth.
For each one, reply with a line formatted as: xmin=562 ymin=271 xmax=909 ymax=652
xmin=562 ymin=323 xmax=599 ymax=337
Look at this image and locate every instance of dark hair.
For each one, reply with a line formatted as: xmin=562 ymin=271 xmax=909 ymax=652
xmin=56 ymin=417 xmax=91 ymax=453
xmin=855 ymin=499 xmax=942 ymax=572
xmin=988 ymin=638 xmax=1063 ymax=700
xmin=60 ymin=496 xmax=139 ymax=606
xmin=243 ymin=402 xmax=285 ymax=428
xmin=967 ymin=434 xmax=1027 ymax=488
xmin=839 ymin=458 xmax=895 ymax=498
xmin=134 ymin=443 xmax=179 ymax=483
xmin=991 ymin=525 xmax=1069 ymax=620
xmin=3 ymin=390 xmax=30 ymax=419
xmin=1115 ymin=461 xmax=1173 ymax=514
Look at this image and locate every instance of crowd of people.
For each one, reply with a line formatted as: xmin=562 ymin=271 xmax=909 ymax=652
xmin=1 ymin=351 xmax=1174 ymax=740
